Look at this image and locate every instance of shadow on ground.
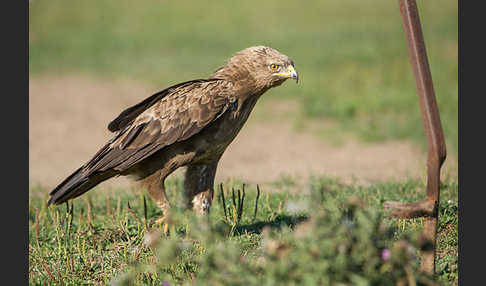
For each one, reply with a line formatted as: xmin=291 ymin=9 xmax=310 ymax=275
xmin=233 ymin=214 xmax=309 ymax=235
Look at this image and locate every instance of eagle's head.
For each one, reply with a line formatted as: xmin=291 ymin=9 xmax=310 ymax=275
xmin=211 ymin=46 xmax=298 ymax=92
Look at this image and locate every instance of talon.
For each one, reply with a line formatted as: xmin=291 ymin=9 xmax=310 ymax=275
xmin=155 ymin=216 xmax=170 ymax=235
xmin=155 ymin=217 xmax=165 ymax=224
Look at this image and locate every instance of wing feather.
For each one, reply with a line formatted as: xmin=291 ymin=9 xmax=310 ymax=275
xmin=107 ymin=79 xmax=220 ymax=132
xmin=83 ymin=79 xmax=234 ymax=175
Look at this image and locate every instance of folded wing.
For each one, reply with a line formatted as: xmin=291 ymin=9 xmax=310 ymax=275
xmin=86 ymin=78 xmax=233 ymax=174
xmin=48 ymin=78 xmax=234 ymax=205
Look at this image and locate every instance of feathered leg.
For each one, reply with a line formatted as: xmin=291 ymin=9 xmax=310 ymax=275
xmin=139 ymin=170 xmax=171 ymax=230
xmin=184 ymin=160 xmax=219 ymax=215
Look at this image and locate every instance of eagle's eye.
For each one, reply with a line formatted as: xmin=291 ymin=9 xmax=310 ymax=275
xmin=270 ymin=64 xmax=281 ymax=72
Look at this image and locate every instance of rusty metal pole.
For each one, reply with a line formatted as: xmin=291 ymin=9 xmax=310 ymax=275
xmin=383 ymin=0 xmax=447 ymax=275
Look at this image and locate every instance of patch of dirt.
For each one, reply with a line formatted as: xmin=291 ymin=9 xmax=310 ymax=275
xmin=29 ymin=75 xmax=456 ymax=193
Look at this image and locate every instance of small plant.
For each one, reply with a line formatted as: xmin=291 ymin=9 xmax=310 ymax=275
xmin=115 ymin=184 xmax=442 ymax=285
xmin=218 ymin=183 xmax=261 ymax=236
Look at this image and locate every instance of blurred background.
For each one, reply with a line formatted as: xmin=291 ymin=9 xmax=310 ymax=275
xmin=29 ymin=0 xmax=457 ymax=190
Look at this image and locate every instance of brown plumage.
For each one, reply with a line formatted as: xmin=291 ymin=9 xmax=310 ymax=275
xmin=48 ymin=46 xmax=298 ymax=216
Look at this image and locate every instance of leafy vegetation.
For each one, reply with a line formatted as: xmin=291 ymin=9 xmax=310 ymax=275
xmin=29 ymin=176 xmax=457 ymax=285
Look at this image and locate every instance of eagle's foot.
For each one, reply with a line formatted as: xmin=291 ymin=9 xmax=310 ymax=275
xmin=192 ymin=192 xmax=212 ymax=216
xmin=155 ymin=216 xmax=170 ymax=235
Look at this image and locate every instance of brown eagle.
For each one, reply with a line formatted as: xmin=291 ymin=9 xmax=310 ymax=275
xmin=48 ymin=46 xmax=298 ymax=219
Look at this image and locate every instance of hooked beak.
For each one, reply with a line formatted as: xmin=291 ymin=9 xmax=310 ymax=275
xmin=287 ymin=65 xmax=299 ymax=83
xmin=276 ymin=64 xmax=299 ymax=83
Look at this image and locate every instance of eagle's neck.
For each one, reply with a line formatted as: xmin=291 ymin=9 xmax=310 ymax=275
xmin=209 ymin=61 xmax=271 ymax=95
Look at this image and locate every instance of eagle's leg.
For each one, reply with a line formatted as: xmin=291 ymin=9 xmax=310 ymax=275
xmin=139 ymin=170 xmax=171 ymax=231
xmin=184 ymin=160 xmax=219 ymax=215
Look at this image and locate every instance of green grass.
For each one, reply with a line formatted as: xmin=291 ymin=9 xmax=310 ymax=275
xmin=29 ymin=0 xmax=458 ymax=155
xmin=29 ymin=176 xmax=458 ymax=285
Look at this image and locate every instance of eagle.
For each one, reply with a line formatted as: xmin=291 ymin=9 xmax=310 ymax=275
xmin=47 ymin=46 xmax=298 ymax=221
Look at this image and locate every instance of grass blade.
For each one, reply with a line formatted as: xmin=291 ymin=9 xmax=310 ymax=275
xmin=253 ymin=185 xmax=261 ymax=221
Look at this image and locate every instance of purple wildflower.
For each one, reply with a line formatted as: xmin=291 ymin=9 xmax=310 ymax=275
xmin=381 ymin=248 xmax=391 ymax=261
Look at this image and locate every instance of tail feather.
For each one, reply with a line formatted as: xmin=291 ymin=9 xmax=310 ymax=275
xmin=47 ymin=167 xmax=116 ymax=206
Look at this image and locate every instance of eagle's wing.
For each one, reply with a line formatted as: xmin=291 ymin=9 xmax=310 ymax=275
xmin=48 ymin=78 xmax=234 ymax=205
xmin=83 ymin=78 xmax=234 ymax=175
xmin=107 ymin=79 xmax=214 ymax=133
